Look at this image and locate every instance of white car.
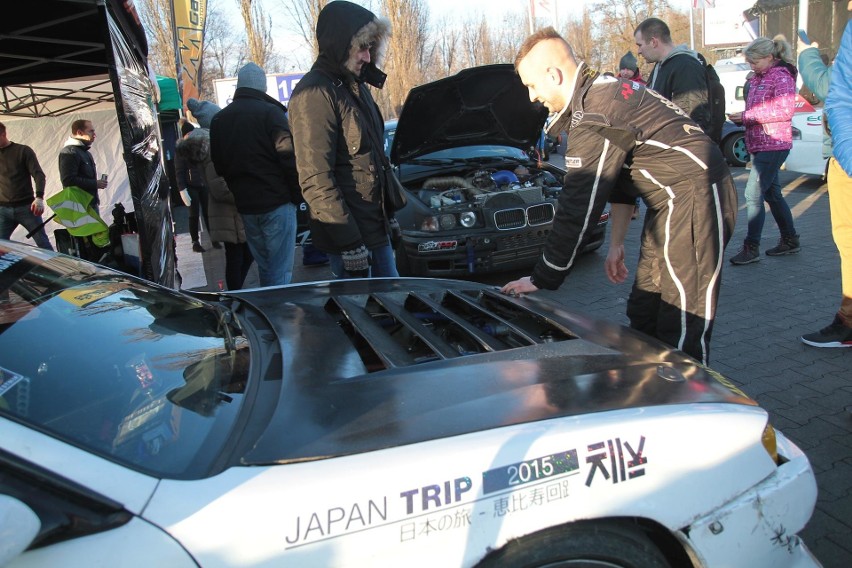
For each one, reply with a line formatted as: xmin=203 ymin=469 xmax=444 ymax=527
xmin=784 ymin=104 xmax=829 ymax=177
xmin=0 ymin=241 xmax=820 ymax=567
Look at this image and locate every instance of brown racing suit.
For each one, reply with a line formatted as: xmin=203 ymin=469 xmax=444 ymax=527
xmin=530 ymin=65 xmax=737 ymax=363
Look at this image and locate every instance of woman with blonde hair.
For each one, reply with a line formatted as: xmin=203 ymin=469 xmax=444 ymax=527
xmin=729 ymin=35 xmax=801 ymax=264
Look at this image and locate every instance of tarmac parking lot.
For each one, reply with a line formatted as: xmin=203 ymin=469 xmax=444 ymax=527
xmin=180 ymin=163 xmax=850 ymax=567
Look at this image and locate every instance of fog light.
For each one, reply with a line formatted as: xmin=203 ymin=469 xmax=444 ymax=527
xmin=421 ymin=216 xmax=440 ymax=232
xmin=439 ymin=214 xmax=457 ymax=230
xmin=460 ymin=211 xmax=477 ymax=228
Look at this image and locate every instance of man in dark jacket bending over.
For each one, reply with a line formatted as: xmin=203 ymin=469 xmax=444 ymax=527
xmin=501 ymin=28 xmax=737 ymax=365
xmin=289 ymin=0 xmax=398 ymax=279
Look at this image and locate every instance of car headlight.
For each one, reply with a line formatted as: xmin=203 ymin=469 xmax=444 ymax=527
xmin=420 ymin=213 xmax=470 ymax=231
xmin=460 ymin=211 xmax=477 ymax=228
xmin=439 ymin=214 xmax=457 ymax=230
xmin=421 ymin=216 xmax=440 ymax=232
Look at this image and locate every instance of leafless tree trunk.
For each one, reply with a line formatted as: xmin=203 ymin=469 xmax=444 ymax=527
xmin=239 ymin=0 xmax=277 ymax=69
xmin=137 ymin=0 xmax=175 ymax=78
xmin=375 ymin=0 xmax=430 ymax=118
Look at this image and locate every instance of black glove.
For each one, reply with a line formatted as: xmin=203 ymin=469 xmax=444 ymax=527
xmin=341 ymin=244 xmax=370 ymax=276
xmin=388 ymin=217 xmax=402 ymax=248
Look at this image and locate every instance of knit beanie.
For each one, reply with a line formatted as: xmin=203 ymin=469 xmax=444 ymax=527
xmin=619 ymin=51 xmax=639 ymax=72
xmin=186 ymin=98 xmax=222 ymax=129
xmin=236 ymin=63 xmax=268 ymax=93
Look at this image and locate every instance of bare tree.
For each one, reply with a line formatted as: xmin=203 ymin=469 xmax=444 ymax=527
xmin=492 ymin=12 xmax=529 ymax=64
xmin=564 ymin=7 xmax=602 ymax=68
xmin=137 ymin=0 xmax=175 ymax=77
xmin=432 ymin=15 xmax=461 ymax=77
xmin=375 ymin=0 xmax=430 ymax=117
xmin=460 ymin=15 xmax=495 ymax=67
xmin=137 ymin=0 xmax=232 ymax=100
xmin=279 ymin=0 xmax=332 ymax=61
xmin=239 ymin=0 xmax=277 ymax=68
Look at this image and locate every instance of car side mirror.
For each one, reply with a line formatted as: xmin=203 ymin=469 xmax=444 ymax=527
xmin=0 ymin=495 xmax=40 ymax=566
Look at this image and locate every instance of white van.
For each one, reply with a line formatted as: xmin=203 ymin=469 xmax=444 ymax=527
xmin=715 ymin=58 xmax=750 ymax=114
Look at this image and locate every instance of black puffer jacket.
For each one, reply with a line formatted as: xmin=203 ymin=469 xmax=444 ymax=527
xmin=288 ymin=1 xmax=391 ymax=253
xmin=209 ymin=88 xmax=300 ymax=215
xmin=58 ymin=139 xmax=98 ymax=203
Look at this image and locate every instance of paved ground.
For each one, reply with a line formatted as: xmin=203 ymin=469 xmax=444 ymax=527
xmin=177 ymin=163 xmax=849 ymax=567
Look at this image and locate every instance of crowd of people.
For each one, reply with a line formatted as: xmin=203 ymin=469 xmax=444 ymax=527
xmin=1 ymin=2 xmax=849 ymax=353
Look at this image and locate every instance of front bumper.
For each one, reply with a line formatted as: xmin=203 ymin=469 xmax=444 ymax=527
xmin=399 ymin=221 xmax=606 ymax=277
xmin=678 ymin=431 xmax=822 ymax=567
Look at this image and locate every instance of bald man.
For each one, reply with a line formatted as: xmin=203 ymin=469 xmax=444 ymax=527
xmin=502 ymin=27 xmax=737 ymax=364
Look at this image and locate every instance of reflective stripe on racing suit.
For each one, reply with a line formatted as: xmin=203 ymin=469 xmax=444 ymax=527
xmin=530 ymin=65 xmax=737 ymax=364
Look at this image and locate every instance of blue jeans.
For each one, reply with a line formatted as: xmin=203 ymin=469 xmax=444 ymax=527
xmin=0 ymin=205 xmax=53 ymax=250
xmin=745 ymin=150 xmax=797 ymax=245
xmin=329 ymin=240 xmax=399 ymax=279
xmin=241 ymin=203 xmax=296 ymax=287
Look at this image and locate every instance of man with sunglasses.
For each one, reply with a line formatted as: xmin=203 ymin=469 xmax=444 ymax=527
xmin=289 ymin=0 xmax=398 ymax=279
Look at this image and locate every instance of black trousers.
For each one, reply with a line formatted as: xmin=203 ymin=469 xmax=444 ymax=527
xmin=224 ymin=241 xmax=254 ymax=290
xmin=188 ymin=186 xmax=211 ymax=243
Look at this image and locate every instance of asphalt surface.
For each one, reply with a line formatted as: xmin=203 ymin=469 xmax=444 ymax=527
xmin=177 ymin=161 xmax=849 ymax=567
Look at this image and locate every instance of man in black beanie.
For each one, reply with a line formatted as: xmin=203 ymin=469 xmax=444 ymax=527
xmin=210 ymin=62 xmax=301 ymax=287
xmin=289 ymin=0 xmax=398 ymax=279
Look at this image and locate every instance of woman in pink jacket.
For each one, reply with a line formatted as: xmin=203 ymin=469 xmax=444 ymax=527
xmin=729 ymin=35 xmax=800 ymax=265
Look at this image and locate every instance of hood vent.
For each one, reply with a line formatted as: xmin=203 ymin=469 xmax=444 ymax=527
xmin=324 ymin=288 xmax=576 ymax=372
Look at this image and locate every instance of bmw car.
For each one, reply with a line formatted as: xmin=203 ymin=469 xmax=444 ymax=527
xmin=385 ymin=64 xmax=608 ymax=278
xmin=0 ymin=241 xmax=819 ymax=567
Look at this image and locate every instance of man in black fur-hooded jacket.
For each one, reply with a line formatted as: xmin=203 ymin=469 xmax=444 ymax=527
xmin=289 ymin=0 xmax=398 ymax=279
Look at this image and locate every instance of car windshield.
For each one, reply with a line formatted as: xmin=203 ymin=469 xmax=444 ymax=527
xmin=0 ymin=248 xmax=249 ymax=478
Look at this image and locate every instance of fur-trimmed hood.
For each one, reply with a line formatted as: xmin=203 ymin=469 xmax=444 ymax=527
xmin=176 ymin=128 xmax=210 ymax=163
xmin=314 ymin=0 xmax=391 ymax=88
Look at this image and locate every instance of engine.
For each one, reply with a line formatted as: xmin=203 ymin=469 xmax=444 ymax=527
xmin=415 ymin=166 xmax=562 ymax=212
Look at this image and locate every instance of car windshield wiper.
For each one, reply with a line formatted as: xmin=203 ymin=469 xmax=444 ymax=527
xmin=216 ymin=299 xmax=242 ymax=355
xmin=405 ymin=157 xmax=466 ymax=166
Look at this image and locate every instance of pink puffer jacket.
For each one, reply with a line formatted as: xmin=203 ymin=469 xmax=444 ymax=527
xmin=743 ymin=61 xmax=797 ymax=153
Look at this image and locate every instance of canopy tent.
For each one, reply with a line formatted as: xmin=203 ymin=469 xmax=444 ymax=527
xmin=0 ymin=0 xmax=175 ymax=287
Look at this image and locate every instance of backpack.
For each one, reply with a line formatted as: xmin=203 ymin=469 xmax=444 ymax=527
xmin=698 ymin=53 xmax=726 ymax=144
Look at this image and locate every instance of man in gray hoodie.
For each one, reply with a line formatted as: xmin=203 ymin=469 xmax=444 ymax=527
xmin=634 ymin=17 xmax=711 ymax=135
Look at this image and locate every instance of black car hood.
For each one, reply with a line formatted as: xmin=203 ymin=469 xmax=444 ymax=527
xmin=221 ymin=279 xmax=755 ymax=466
xmin=390 ymin=64 xmax=549 ymax=164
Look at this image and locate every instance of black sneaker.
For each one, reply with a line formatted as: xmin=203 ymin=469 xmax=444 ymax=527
xmin=766 ymin=235 xmax=800 ymax=256
xmin=730 ymin=242 xmax=760 ymax=265
xmin=800 ymin=316 xmax=852 ymax=348
xmin=192 ymin=241 xmax=205 ymax=253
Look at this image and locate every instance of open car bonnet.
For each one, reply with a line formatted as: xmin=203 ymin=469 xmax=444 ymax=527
xmin=390 ymin=64 xmax=549 ymax=164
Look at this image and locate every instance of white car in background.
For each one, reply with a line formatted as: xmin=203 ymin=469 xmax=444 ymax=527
xmin=719 ymin=91 xmax=828 ymax=178
xmin=784 ymin=104 xmax=828 ymax=177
